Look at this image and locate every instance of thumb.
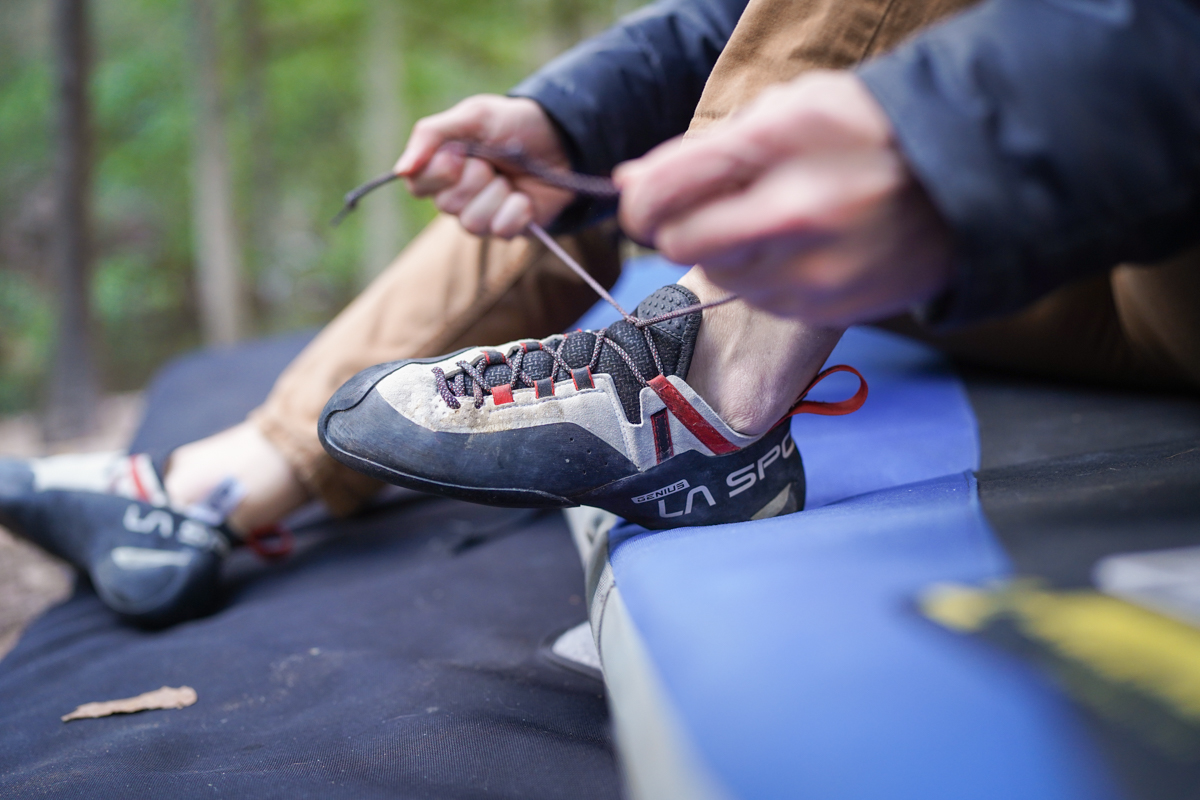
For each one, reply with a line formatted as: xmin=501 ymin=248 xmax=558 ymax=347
xmin=395 ymin=101 xmax=491 ymax=177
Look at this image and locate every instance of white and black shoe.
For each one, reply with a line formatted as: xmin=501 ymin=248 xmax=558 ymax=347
xmin=319 ymin=284 xmax=866 ymax=530
xmin=0 ymin=453 xmax=233 ymax=626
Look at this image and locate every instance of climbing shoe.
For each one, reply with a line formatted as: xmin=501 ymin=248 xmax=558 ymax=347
xmin=0 ymin=453 xmax=232 ymax=626
xmin=319 ymin=284 xmax=865 ymax=529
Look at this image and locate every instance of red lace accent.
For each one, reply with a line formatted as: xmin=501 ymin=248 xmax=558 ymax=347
xmin=246 ymin=523 xmax=294 ymax=561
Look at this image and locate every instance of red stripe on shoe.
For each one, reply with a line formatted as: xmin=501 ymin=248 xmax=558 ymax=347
xmin=492 ymin=384 xmax=514 ymax=405
xmin=648 ymin=375 xmax=739 ymax=455
xmin=129 ymin=456 xmax=151 ymax=503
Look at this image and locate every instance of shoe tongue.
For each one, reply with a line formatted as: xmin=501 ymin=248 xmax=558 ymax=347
xmin=630 ymin=284 xmax=702 ymax=380
xmin=463 ymin=283 xmax=702 ymax=423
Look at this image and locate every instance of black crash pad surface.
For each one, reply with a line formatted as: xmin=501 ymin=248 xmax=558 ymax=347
xmin=0 ymin=334 xmax=619 ymax=800
xmin=965 ymin=372 xmax=1200 ymax=800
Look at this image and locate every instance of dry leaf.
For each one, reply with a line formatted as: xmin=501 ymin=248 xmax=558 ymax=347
xmin=61 ymin=685 xmax=197 ymax=722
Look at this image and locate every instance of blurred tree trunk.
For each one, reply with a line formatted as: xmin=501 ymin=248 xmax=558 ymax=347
xmin=45 ymin=0 xmax=99 ymax=441
xmin=544 ymin=0 xmax=589 ymax=58
xmin=359 ymin=0 xmax=408 ymax=285
xmin=190 ymin=0 xmax=246 ymax=345
xmin=237 ymin=0 xmax=273 ymax=300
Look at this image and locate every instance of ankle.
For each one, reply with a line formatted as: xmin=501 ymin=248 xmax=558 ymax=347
xmin=677 ymin=268 xmax=844 ymax=436
xmin=164 ymin=422 xmax=310 ymax=536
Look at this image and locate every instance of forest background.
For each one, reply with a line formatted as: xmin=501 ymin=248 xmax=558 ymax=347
xmin=0 ymin=0 xmax=637 ymax=431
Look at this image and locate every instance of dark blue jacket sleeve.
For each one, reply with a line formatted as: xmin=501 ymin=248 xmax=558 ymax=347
xmin=511 ymin=0 xmax=748 ymax=177
xmin=858 ymin=0 xmax=1200 ymax=325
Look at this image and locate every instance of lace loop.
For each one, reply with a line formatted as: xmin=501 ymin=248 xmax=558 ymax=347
xmin=432 ymin=323 xmax=677 ymax=409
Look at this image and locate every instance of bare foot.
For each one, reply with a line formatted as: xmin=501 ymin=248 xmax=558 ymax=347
xmin=164 ymin=422 xmax=310 ymax=535
xmin=678 ymin=268 xmax=845 ymax=436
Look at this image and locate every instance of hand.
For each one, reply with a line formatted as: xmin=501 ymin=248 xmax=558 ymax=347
xmin=615 ymin=72 xmax=954 ymax=326
xmin=396 ymin=95 xmax=574 ymax=238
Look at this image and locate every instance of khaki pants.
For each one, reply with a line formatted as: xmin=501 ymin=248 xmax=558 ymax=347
xmin=251 ymin=0 xmax=1200 ymax=513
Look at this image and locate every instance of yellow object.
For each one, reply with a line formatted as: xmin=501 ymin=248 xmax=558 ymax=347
xmin=920 ymin=580 xmax=1200 ymax=724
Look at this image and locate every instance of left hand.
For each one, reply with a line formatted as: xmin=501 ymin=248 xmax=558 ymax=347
xmin=615 ymin=71 xmax=954 ymax=326
xmin=395 ymin=95 xmax=574 ymax=238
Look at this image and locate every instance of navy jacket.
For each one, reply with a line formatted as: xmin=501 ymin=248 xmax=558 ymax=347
xmin=512 ymin=0 xmax=748 ymax=177
xmin=513 ymin=0 xmax=1200 ymax=325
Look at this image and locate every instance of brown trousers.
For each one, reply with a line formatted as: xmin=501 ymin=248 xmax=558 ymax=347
xmin=251 ymin=0 xmax=1200 ymax=513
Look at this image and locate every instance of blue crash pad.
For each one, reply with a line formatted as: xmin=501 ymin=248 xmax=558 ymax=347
xmin=599 ymin=259 xmax=1120 ymax=799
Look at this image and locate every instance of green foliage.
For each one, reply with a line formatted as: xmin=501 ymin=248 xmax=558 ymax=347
xmin=0 ymin=271 xmax=54 ymax=414
xmin=0 ymin=0 xmax=629 ymax=414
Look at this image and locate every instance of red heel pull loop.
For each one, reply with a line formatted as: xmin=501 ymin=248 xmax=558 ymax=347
xmin=787 ymin=365 xmax=868 ymax=418
xmin=246 ymin=523 xmax=294 ymax=561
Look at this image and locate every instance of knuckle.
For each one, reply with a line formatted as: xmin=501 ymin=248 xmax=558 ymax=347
xmin=800 ymin=258 xmax=850 ymax=296
xmin=658 ymin=238 xmax=691 ymax=266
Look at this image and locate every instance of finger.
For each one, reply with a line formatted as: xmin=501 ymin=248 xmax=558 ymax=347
xmin=394 ymin=102 xmax=488 ymax=177
xmin=654 ymin=155 xmax=895 ymax=266
xmin=491 ymin=192 xmax=533 ymax=238
xmin=611 ymin=135 xmax=683 ymax=186
xmin=508 ymin=177 xmax=579 ymax=228
xmin=689 ymin=214 xmax=906 ymax=325
xmin=432 ymin=157 xmax=495 ymax=214
xmin=617 ymin=135 xmax=762 ymax=242
xmin=699 ymin=240 xmax=849 ymax=323
xmin=653 ymin=180 xmax=825 ymax=268
xmin=458 ymin=176 xmax=512 ymax=236
xmin=407 ymin=149 xmax=468 ymax=197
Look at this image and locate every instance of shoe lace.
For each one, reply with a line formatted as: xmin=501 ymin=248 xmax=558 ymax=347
xmin=432 ymin=324 xmax=665 ymax=410
xmin=333 ymin=141 xmax=739 ymax=410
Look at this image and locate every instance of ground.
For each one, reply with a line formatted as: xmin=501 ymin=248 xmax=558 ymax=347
xmin=0 ymin=394 xmax=143 ymax=658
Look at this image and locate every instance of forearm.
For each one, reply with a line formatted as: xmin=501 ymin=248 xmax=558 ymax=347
xmin=859 ymin=0 xmax=1200 ymax=325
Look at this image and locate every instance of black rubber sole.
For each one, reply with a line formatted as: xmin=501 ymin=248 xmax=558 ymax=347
xmin=320 ymin=429 xmax=577 ymax=508
xmin=578 ymin=421 xmax=805 ymax=529
xmin=1 ymin=470 xmax=228 ymax=627
xmin=318 ymin=355 xmax=806 ymax=528
xmin=318 ymin=351 xmax=582 ymax=508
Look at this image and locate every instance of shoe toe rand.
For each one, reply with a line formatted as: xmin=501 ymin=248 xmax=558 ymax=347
xmin=320 ymin=386 xmax=639 ymax=507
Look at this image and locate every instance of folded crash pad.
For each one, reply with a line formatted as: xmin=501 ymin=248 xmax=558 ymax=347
xmin=590 ymin=261 xmax=1200 ymax=800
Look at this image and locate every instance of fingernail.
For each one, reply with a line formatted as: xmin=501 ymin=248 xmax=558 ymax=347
xmin=395 ymin=148 xmax=418 ymax=175
xmin=492 ymin=204 xmax=522 ymax=237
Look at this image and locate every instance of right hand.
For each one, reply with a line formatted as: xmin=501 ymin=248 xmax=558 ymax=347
xmin=395 ymin=95 xmax=574 ymax=238
xmin=615 ymin=72 xmax=953 ymax=326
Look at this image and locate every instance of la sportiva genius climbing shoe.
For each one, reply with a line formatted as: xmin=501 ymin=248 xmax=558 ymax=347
xmin=319 ymin=284 xmax=866 ymax=529
xmin=0 ymin=453 xmax=232 ymax=626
